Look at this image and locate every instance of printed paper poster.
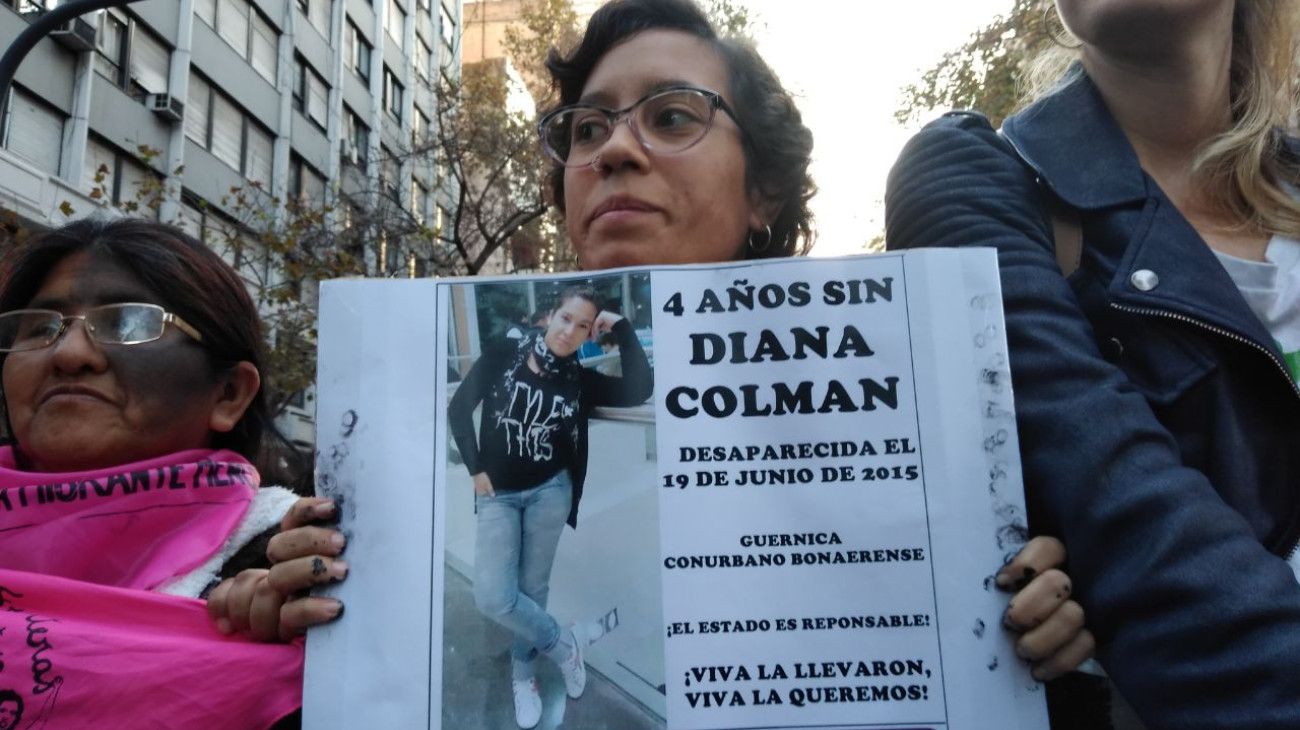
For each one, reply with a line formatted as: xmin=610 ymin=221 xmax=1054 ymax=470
xmin=305 ymin=251 xmax=1047 ymax=730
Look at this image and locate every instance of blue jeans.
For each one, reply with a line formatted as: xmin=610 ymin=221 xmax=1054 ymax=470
xmin=473 ymin=470 xmax=573 ymax=674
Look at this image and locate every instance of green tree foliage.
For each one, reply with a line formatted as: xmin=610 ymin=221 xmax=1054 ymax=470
xmin=706 ymin=0 xmax=760 ymax=40
xmin=432 ymin=58 xmax=552 ymax=276
xmin=895 ymin=0 xmax=1059 ymax=128
xmin=503 ymin=0 xmax=581 ymax=106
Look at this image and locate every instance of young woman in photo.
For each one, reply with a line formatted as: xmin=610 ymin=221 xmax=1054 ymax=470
xmin=448 ymin=285 xmax=651 ymax=728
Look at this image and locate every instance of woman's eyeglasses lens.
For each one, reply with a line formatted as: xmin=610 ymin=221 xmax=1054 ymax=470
xmin=542 ymin=88 xmax=719 ymax=167
xmin=0 ymin=304 xmax=171 ymax=352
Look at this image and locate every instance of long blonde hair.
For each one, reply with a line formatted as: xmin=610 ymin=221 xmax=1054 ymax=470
xmin=1024 ymin=1 xmax=1300 ymax=239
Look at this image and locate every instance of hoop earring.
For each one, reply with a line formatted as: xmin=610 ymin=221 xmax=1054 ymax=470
xmin=1043 ymin=4 xmax=1082 ymax=50
xmin=748 ymin=225 xmax=773 ymax=254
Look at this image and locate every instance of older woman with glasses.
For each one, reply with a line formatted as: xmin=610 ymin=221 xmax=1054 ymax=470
xmin=0 ymin=217 xmax=344 ymax=728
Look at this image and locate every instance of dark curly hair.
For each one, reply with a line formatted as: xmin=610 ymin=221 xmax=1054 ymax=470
xmin=543 ymin=0 xmax=816 ymax=259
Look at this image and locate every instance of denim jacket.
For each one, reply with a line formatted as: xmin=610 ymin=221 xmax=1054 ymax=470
xmin=886 ymin=71 xmax=1300 ymax=729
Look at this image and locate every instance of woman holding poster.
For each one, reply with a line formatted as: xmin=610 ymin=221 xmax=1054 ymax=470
xmin=0 ymin=217 xmax=347 ymax=728
xmin=887 ymin=0 xmax=1300 ymax=727
xmin=539 ymin=0 xmax=1092 ymax=717
xmin=449 ymin=285 xmax=651 ymax=727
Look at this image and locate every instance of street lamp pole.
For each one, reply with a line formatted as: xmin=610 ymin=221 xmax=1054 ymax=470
xmin=0 ymin=0 xmax=148 ymax=121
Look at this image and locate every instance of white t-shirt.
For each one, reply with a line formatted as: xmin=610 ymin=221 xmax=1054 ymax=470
xmin=1213 ymin=235 xmax=1300 ymax=381
xmin=1213 ymin=235 xmax=1300 ymax=580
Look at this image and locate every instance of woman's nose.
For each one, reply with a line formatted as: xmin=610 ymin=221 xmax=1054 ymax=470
xmin=49 ymin=319 xmax=108 ymax=372
xmin=591 ymin=119 xmax=649 ymax=172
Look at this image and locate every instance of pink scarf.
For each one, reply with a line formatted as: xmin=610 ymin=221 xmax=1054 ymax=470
xmin=0 ymin=448 xmax=303 ymax=729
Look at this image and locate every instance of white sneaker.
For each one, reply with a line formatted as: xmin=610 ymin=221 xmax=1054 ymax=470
xmin=512 ymin=677 xmax=542 ymax=729
xmin=558 ymin=626 xmax=586 ymax=699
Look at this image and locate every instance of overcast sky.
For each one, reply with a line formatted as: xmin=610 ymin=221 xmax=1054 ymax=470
xmin=739 ymin=0 xmax=1016 ymax=256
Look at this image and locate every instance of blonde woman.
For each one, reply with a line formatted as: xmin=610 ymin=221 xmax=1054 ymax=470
xmin=887 ymin=1 xmax=1300 ymax=727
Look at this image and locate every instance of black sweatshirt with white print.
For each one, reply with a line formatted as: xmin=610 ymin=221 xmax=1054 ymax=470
xmin=449 ymin=318 xmax=651 ymax=527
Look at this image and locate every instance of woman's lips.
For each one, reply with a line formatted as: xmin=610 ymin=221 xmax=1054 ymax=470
xmin=589 ymin=196 xmax=661 ymax=224
xmin=39 ymin=384 xmax=112 ymax=406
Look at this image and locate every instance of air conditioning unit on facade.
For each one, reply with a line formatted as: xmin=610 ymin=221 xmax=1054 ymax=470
xmin=50 ymin=17 xmax=97 ymax=53
xmin=146 ymin=94 xmax=185 ymax=123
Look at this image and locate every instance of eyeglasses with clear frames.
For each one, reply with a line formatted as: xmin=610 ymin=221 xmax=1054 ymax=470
xmin=0 ymin=303 xmax=204 ymax=353
xmin=537 ymin=85 xmax=744 ymax=168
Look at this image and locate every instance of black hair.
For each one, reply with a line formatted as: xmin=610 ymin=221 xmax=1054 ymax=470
xmin=553 ymin=285 xmax=602 ymax=315
xmin=544 ymin=0 xmax=815 ymax=258
xmin=0 ymin=689 xmax=22 ymax=729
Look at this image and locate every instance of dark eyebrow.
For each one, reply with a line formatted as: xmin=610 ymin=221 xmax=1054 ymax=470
xmin=577 ymin=79 xmax=706 ymax=107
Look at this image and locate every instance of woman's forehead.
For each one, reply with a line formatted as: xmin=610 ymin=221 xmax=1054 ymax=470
xmin=556 ymin=297 xmax=597 ymax=317
xmin=580 ymin=30 xmax=729 ymax=105
xmin=24 ymin=251 xmax=158 ymax=310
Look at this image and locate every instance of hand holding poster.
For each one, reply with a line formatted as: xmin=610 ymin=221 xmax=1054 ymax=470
xmin=304 ymin=250 xmax=1047 ymax=730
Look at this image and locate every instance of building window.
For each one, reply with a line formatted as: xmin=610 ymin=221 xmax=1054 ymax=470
xmin=187 ymin=201 xmax=265 ymax=285
xmin=198 ymin=0 xmax=279 ymax=84
xmin=94 ymin=10 xmax=128 ymax=86
xmin=385 ymin=0 xmax=406 ymax=49
xmin=185 ymin=73 xmax=212 ymax=146
xmin=383 ymin=67 xmax=403 ymax=120
xmin=381 ymin=149 xmax=399 ymax=200
xmin=2 ymin=87 xmax=64 ymax=175
xmin=289 ymin=154 xmax=327 ymax=204
xmin=436 ymin=204 xmax=452 ymax=237
xmin=129 ymin=26 xmax=171 ymax=96
xmin=83 ymin=135 xmax=116 ymax=194
xmin=245 ymin=123 xmax=273 ymax=186
xmin=176 ymin=197 xmax=208 ymax=241
xmin=439 ymin=3 xmax=455 ymax=53
xmin=210 ymin=91 xmax=244 ymax=171
xmin=297 ymin=0 xmax=331 ymax=34
xmin=344 ymin=108 xmax=369 ymax=165
xmin=95 ymin=12 xmax=171 ymax=97
xmin=249 ymin=10 xmax=277 ymax=82
xmin=195 ymin=0 xmax=216 ymax=28
xmin=177 ymin=195 xmax=264 ymax=285
xmin=82 ymin=135 xmax=158 ymax=213
xmin=293 ymin=55 xmax=329 ymax=130
xmin=411 ymin=179 xmax=428 ymax=223
xmin=412 ymin=107 xmax=428 ymax=144
xmin=344 ymin=22 xmax=372 ymax=86
xmin=186 ymin=71 xmax=276 ymax=184
xmin=215 ymin=0 xmax=249 ymax=56
xmin=415 ymin=37 xmax=432 ymax=83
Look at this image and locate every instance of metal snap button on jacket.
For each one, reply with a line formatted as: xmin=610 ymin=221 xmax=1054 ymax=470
xmin=1130 ymin=269 xmax=1159 ymax=291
